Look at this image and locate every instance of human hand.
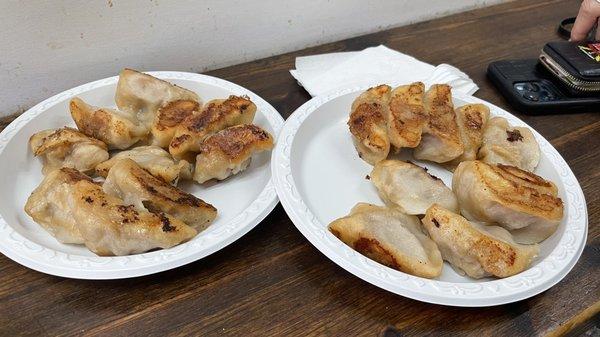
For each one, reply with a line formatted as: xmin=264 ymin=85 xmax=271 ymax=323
xmin=571 ymin=0 xmax=600 ymax=41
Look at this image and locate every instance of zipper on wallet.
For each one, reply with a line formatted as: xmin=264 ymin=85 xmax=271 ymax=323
xmin=539 ymin=51 xmax=600 ymax=93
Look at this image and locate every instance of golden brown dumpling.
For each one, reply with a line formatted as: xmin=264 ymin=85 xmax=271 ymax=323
xmin=73 ymin=177 xmax=197 ymax=256
xmin=150 ymin=99 xmax=200 ymax=148
xmin=69 ymin=97 xmax=148 ymax=150
xmin=103 ymin=159 xmax=217 ymax=232
xmin=29 ymin=127 xmax=108 ymax=175
xmin=452 ymin=161 xmax=563 ymax=244
xmin=478 ymin=117 xmax=540 ymax=172
xmin=95 ymin=146 xmax=191 ymax=184
xmin=422 ymin=204 xmax=539 ymax=279
xmin=348 ymin=85 xmax=391 ymax=165
xmin=371 ymin=160 xmax=458 ymax=215
xmin=115 ymin=68 xmax=201 ymax=128
xmin=193 ymin=124 xmax=274 ymax=183
xmin=387 ymin=82 xmax=426 ymax=150
xmin=24 ymin=168 xmax=92 ymax=244
xmin=413 ymin=84 xmax=464 ymax=163
xmin=24 ymin=167 xmax=197 ymax=255
xmin=329 ymin=203 xmax=443 ymax=279
xmin=444 ymin=104 xmax=490 ymax=170
xmin=169 ymin=95 xmax=256 ymax=161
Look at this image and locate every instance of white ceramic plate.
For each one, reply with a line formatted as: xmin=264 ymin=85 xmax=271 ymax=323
xmin=0 ymin=72 xmax=284 ymax=279
xmin=272 ymin=85 xmax=587 ymax=307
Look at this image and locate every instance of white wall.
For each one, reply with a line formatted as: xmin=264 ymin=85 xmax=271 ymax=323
xmin=0 ymin=0 xmax=504 ymax=116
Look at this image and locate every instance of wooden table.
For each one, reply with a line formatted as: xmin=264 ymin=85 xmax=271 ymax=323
xmin=1 ymin=0 xmax=598 ymax=336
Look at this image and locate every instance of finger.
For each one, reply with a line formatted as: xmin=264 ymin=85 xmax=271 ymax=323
xmin=571 ymin=0 xmax=598 ymax=41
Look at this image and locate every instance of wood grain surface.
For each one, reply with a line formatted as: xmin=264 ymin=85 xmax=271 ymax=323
xmin=0 ymin=0 xmax=598 ymax=336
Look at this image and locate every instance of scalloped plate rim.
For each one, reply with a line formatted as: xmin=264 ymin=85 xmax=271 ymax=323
xmin=271 ymin=85 xmax=588 ymax=307
xmin=0 ymin=71 xmax=283 ymax=279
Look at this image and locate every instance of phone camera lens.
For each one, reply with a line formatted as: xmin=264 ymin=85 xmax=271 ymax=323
xmin=539 ymin=91 xmax=555 ymax=101
xmin=523 ymin=92 xmax=540 ymax=101
xmin=514 ymin=82 xmax=540 ymax=92
xmin=514 ymin=83 xmax=527 ymax=91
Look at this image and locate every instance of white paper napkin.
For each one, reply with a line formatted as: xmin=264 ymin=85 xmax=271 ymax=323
xmin=290 ymin=45 xmax=478 ymax=97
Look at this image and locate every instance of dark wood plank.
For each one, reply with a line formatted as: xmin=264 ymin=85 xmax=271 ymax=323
xmin=0 ymin=0 xmax=598 ymax=336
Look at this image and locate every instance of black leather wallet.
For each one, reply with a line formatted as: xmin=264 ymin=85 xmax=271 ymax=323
xmin=539 ymin=41 xmax=600 ymax=94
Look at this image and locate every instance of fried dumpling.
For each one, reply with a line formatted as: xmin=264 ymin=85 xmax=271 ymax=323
xmin=169 ymin=95 xmax=256 ymax=161
xmin=73 ymin=176 xmax=196 ymax=256
xmin=413 ymin=84 xmax=464 ymax=163
xmin=193 ymin=124 xmax=274 ymax=183
xmin=29 ymin=127 xmax=109 ymax=175
xmin=452 ymin=161 xmax=563 ymax=243
xmin=444 ymin=104 xmax=490 ymax=169
xmin=329 ymin=203 xmax=443 ymax=279
xmin=348 ymin=85 xmax=391 ymax=165
xmin=70 ymin=97 xmax=148 ymax=150
xmin=370 ymin=160 xmax=458 ymax=215
xmin=422 ymin=204 xmax=539 ymax=279
xmin=95 ymin=146 xmax=192 ymax=184
xmin=387 ymin=82 xmax=426 ymax=149
xmin=150 ymin=99 xmax=200 ymax=148
xmin=24 ymin=167 xmax=197 ymax=255
xmin=115 ymin=68 xmax=201 ymax=128
xmin=478 ymin=117 xmax=540 ymax=172
xmin=24 ymin=168 xmax=91 ymax=244
xmin=103 ymin=159 xmax=217 ymax=231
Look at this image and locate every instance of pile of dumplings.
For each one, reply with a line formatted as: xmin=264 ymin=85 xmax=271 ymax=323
xmin=330 ymin=83 xmax=564 ymax=279
xmin=24 ymin=69 xmax=274 ymax=256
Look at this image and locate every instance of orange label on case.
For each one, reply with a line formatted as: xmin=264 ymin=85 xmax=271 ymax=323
xmin=578 ymin=43 xmax=600 ymax=62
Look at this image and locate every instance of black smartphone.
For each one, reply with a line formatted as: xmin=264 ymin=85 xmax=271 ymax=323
xmin=487 ymin=59 xmax=600 ymax=114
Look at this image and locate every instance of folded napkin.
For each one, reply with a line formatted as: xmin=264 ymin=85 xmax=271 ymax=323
xmin=290 ymin=45 xmax=478 ymax=97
